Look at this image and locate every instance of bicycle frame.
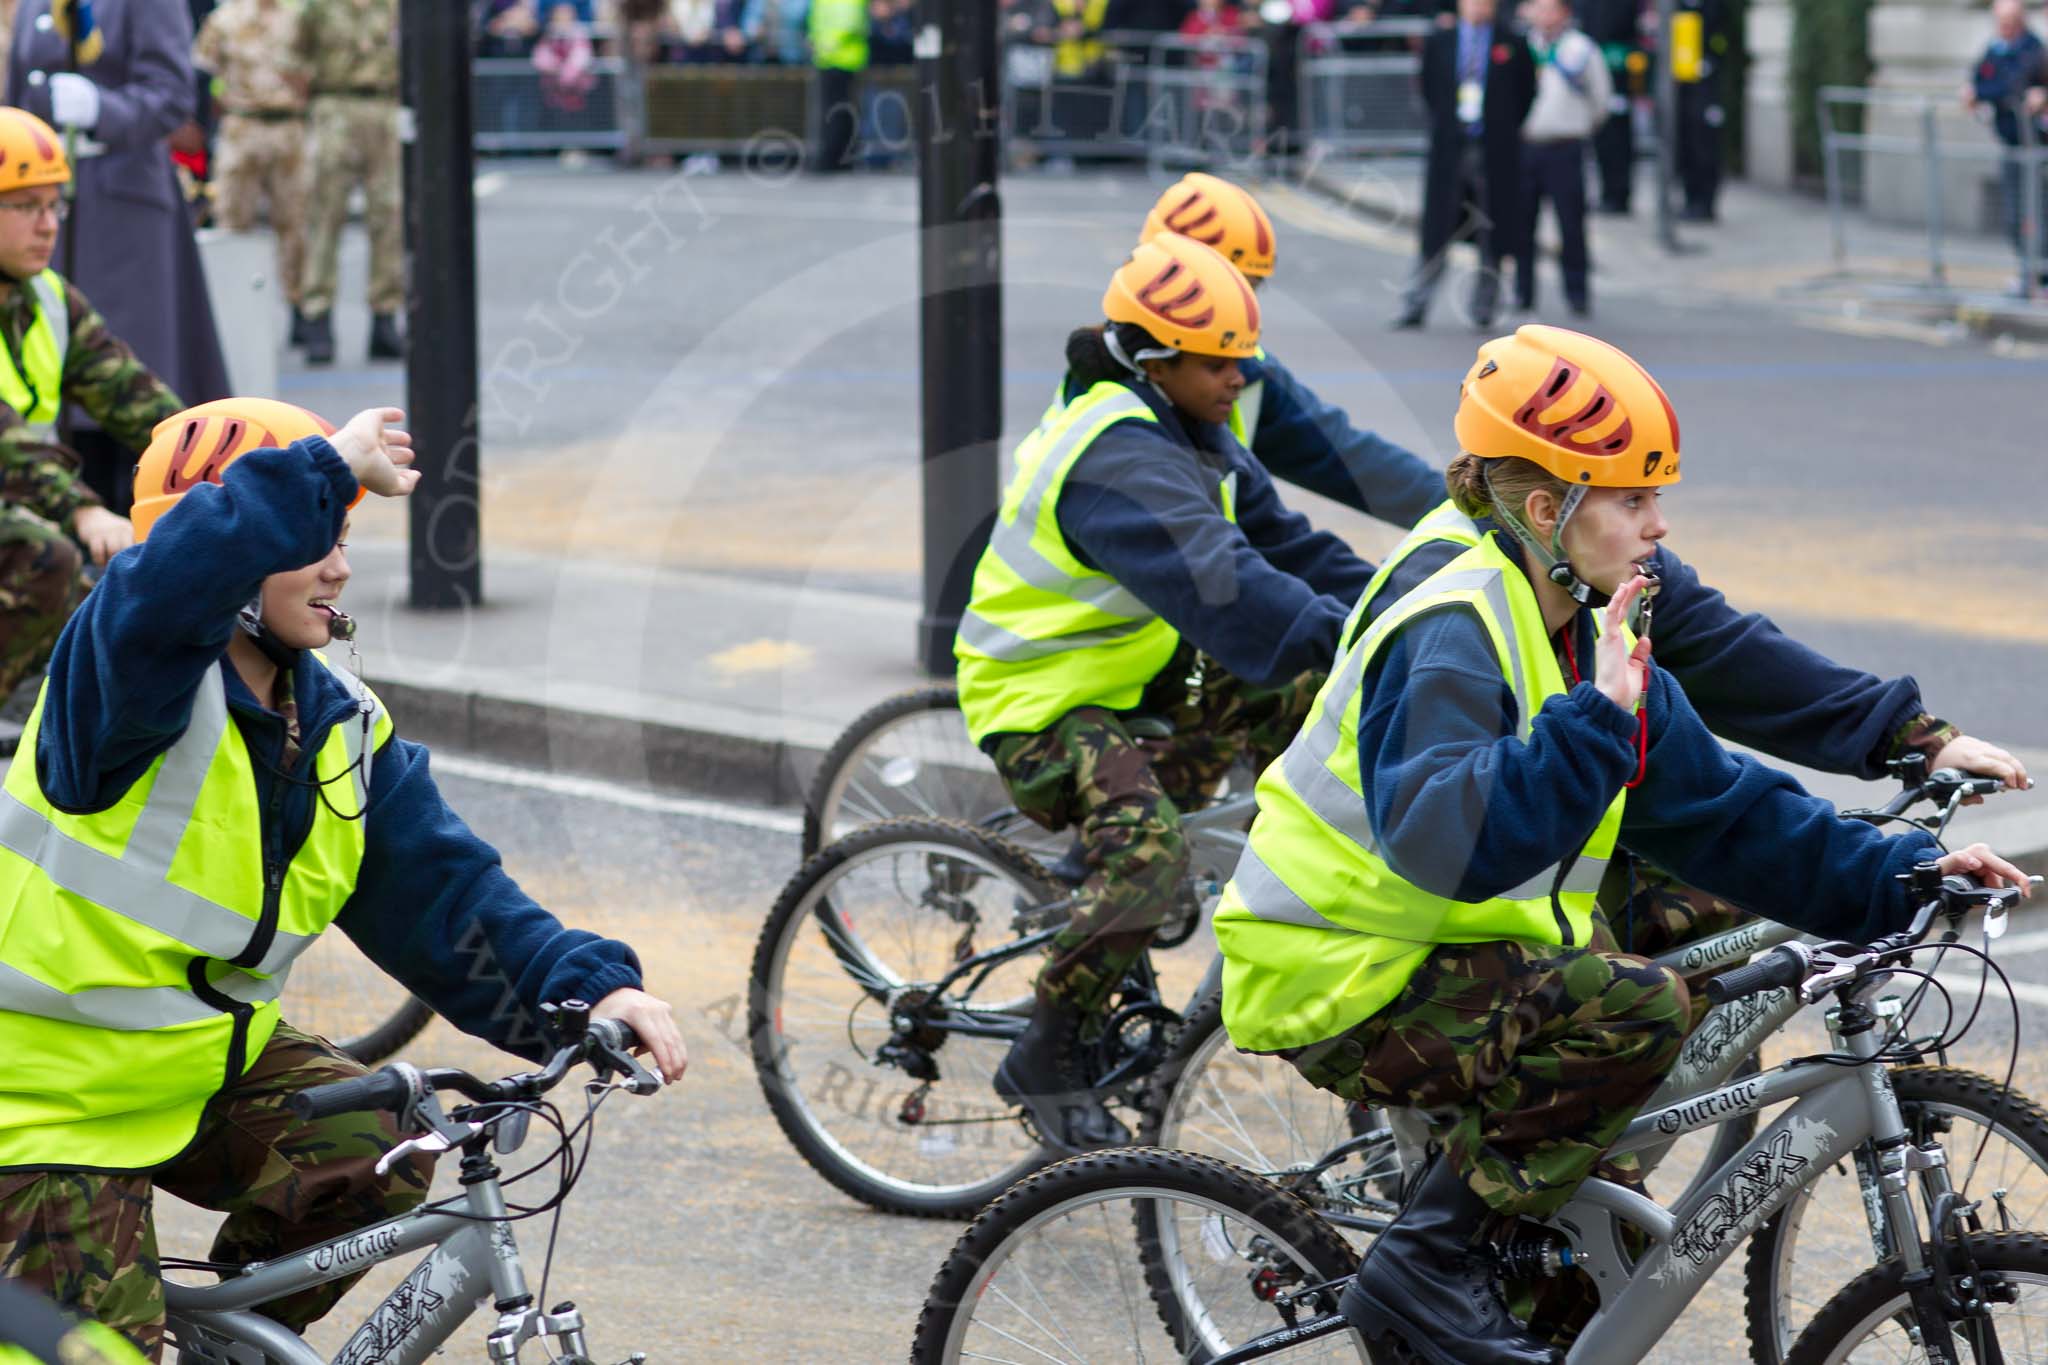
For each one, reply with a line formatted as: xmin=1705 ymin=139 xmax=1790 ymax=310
xmin=164 ymin=1151 xmax=580 ymax=1365
xmin=1549 ymin=974 xmax=1942 ymax=1365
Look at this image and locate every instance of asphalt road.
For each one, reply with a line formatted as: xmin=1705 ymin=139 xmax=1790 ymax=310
xmin=153 ymin=760 xmax=2048 ymax=1363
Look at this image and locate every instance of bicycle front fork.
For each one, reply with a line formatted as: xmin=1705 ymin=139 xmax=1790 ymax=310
xmin=485 ymin=1300 xmax=646 ymax=1365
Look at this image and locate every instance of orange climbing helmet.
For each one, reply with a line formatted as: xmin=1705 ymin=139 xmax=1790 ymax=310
xmin=0 ymin=106 xmax=69 ymax=194
xmin=1101 ymin=236 xmax=1260 ymax=360
xmin=1139 ymin=173 xmax=1277 ymax=279
xmin=132 ymin=398 xmax=357 ymax=541
xmin=1454 ymin=325 xmax=1682 ymax=487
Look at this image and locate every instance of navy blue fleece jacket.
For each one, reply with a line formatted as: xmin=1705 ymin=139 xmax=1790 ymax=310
xmin=36 ymin=439 xmax=642 ymax=1060
xmin=1356 ymin=532 xmax=1940 ymax=945
xmin=1239 ymin=350 xmax=1444 ymax=530
xmin=1360 ymin=523 xmax=1927 ymax=779
xmin=1053 ymin=375 xmax=1376 ymax=688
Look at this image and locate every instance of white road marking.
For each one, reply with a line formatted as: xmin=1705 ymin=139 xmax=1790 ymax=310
xmin=1933 ymin=971 xmax=2048 ymax=1011
xmin=431 ymin=752 xmax=802 ymax=835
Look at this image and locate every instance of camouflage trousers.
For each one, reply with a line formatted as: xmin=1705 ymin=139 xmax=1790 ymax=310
xmin=990 ymin=646 xmax=1321 ymax=1019
xmin=0 ymin=1022 xmax=433 ymax=1361
xmin=300 ymin=95 xmax=404 ymax=318
xmin=1285 ymin=923 xmax=1689 ymax=1219
xmin=0 ymin=505 xmax=87 ymax=701
xmin=1601 ymin=857 xmax=1755 ymax=1031
xmin=213 ymin=114 xmax=309 ymax=308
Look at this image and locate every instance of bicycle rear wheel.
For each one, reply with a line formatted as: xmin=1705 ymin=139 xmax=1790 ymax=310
xmin=750 ymin=817 xmax=1060 ymax=1217
xmin=912 ymin=1147 xmax=1361 ymax=1364
xmin=284 ymin=931 xmax=434 ymax=1064
xmin=802 ymin=686 xmax=1062 ymax=861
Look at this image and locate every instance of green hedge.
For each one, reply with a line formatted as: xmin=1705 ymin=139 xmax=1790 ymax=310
xmin=1789 ymin=0 xmax=1873 ymax=182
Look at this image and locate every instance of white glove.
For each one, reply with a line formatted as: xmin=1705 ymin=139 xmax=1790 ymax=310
xmin=48 ymin=72 xmax=100 ymax=130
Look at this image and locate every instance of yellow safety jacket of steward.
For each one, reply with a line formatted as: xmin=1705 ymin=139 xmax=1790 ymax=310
xmin=1050 ymin=0 xmax=1112 ymax=77
xmin=0 ymin=269 xmax=69 ymax=441
xmin=1213 ymin=531 xmax=1629 ymax=1053
xmin=956 ymin=379 xmax=1239 ymax=745
xmin=0 ymin=655 xmax=392 ymax=1171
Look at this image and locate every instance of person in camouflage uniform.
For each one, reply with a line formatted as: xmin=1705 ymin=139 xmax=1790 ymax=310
xmin=991 ymin=642 xmax=1321 ymax=1024
xmin=0 ymin=1024 xmax=433 ymax=1357
xmin=956 ymin=240 xmax=1382 ymax=1151
xmin=0 ymin=400 xmax=690 ymax=1359
xmin=1214 ymin=327 xmax=2032 ymax=1365
xmin=293 ymin=0 xmax=402 ymax=366
xmin=193 ymin=0 xmax=311 ymax=341
xmin=0 ymin=107 xmax=178 ymax=707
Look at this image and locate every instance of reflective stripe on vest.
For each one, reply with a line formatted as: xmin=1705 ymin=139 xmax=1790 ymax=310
xmin=1214 ymin=535 xmax=1628 ymax=1053
xmin=956 ymin=381 xmax=1238 ymax=743
xmin=0 ymin=270 xmax=68 ymax=439
xmin=0 ymin=653 xmax=393 ymax=1170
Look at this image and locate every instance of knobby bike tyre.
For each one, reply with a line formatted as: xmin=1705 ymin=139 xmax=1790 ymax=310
xmin=911 ymin=1146 xmax=1359 ymax=1364
xmin=1781 ymin=1229 xmax=2048 ymax=1365
xmin=750 ymin=817 xmax=1061 ymax=1217
xmin=284 ymin=927 xmax=436 ymax=1064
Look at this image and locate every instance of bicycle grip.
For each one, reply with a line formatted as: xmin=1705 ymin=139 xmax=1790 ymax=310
xmin=288 ymin=1067 xmax=414 ymax=1121
xmin=587 ymin=1017 xmax=643 ymax=1053
xmin=1703 ymin=944 xmax=1809 ymax=1004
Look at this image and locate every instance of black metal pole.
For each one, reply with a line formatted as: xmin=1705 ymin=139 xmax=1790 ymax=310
xmin=912 ymin=0 xmax=1002 ymax=677
xmin=1654 ymin=0 xmax=1681 ymax=253
xmin=400 ymin=0 xmax=481 ymax=609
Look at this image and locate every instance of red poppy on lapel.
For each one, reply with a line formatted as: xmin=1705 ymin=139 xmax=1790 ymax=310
xmin=1492 ymin=43 xmax=1510 ymax=63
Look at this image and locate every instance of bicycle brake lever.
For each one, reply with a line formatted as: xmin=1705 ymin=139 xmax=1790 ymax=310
xmin=375 ymin=1122 xmax=480 ymax=1176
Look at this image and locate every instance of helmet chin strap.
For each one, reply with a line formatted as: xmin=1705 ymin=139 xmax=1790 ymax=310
xmin=1482 ymin=466 xmax=1604 ymax=606
xmin=236 ymin=595 xmax=298 ymax=670
xmin=1102 ymin=325 xmax=1180 ymax=401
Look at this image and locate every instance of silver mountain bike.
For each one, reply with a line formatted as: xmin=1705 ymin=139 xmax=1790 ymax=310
xmin=913 ymin=869 xmax=2046 ymax=1364
xmin=163 ymin=1002 xmax=661 ymax=1365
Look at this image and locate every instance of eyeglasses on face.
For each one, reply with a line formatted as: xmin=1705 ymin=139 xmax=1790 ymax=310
xmin=0 ymin=198 xmax=68 ymax=222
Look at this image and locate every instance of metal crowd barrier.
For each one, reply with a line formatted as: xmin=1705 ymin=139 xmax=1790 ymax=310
xmin=1297 ymin=19 xmax=1431 ymax=157
xmin=465 ymin=23 xmax=1429 ymax=169
xmin=472 ymin=55 xmax=628 ymax=152
xmin=1818 ymin=85 xmax=2046 ymax=300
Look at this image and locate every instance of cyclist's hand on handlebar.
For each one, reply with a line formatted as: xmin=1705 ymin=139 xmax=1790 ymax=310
xmin=1595 ymin=574 xmax=1654 ymax=715
xmin=591 ymin=986 xmax=688 ymax=1086
xmin=1930 ymin=734 xmax=2032 ymax=798
xmin=1935 ymin=843 xmax=2034 ymax=896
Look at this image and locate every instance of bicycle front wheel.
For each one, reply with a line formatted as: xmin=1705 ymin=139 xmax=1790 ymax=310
xmin=912 ymin=1147 xmax=1361 ymax=1364
xmin=1783 ymin=1230 xmax=2048 ymax=1364
xmin=1746 ymin=1067 xmax=2048 ymax=1365
xmin=750 ymin=817 xmax=1060 ymax=1217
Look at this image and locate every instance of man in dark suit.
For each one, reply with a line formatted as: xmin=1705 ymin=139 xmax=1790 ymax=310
xmin=1392 ymin=0 xmax=1536 ymax=329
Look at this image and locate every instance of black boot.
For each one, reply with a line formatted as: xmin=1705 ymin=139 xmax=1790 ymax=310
xmin=993 ymin=996 xmax=1129 ymax=1151
xmin=1340 ymin=1157 xmax=1561 ymax=1365
xmin=289 ymin=306 xmax=311 ymax=348
xmin=301 ymin=311 xmax=335 ymax=366
xmin=368 ymin=312 xmax=404 ymax=360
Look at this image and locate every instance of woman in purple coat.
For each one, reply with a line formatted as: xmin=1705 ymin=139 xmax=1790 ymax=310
xmin=6 ymin=0 xmax=231 ymax=512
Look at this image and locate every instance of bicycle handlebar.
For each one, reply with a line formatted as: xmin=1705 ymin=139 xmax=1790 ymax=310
xmin=288 ymin=1064 xmax=419 ymax=1122
xmin=1701 ymin=943 xmax=1813 ymax=1004
xmin=287 ymin=1014 xmax=656 ymax=1122
xmin=1702 ymin=870 xmax=2034 ymax=1005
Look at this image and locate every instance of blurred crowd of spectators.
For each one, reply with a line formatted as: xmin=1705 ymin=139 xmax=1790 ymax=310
xmin=474 ymin=0 xmax=915 ymax=67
